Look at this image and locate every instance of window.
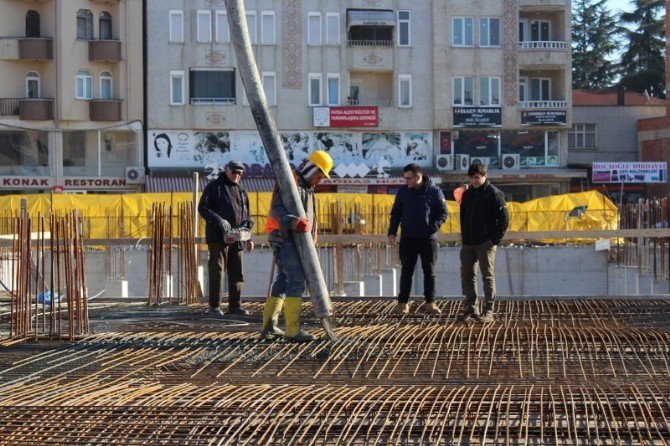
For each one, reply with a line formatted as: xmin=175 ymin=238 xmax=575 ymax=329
xmin=327 ymin=73 xmax=340 ymax=106
xmin=519 ymin=77 xmax=527 ymax=101
xmin=308 ymin=73 xmax=322 ymax=106
xmin=480 ymin=77 xmax=500 ymax=106
xmin=246 ymin=11 xmax=257 ymax=44
xmin=308 ymin=12 xmax=321 ymax=45
xmin=518 ymin=21 xmax=528 ymax=42
xmin=453 ymin=76 xmax=474 ymax=105
xmin=26 ymin=10 xmax=40 ymax=38
xmin=189 ymin=69 xmax=235 ymax=104
xmin=398 ymin=75 xmax=412 ymax=107
xmin=26 ymin=72 xmax=40 ymax=98
xmin=346 ymin=10 xmax=394 ymax=45
xmin=452 ymin=17 xmax=473 ymax=46
xmin=75 ymin=70 xmax=92 ymax=99
xmin=326 ymin=13 xmax=340 ymax=45
xmin=530 ymin=20 xmax=550 ymax=41
xmin=99 ymin=71 xmax=113 ymax=99
xmin=169 ymin=10 xmax=183 ymax=43
xmin=397 ymin=10 xmax=410 ymax=46
xmin=568 ymin=124 xmax=596 ymax=149
xmin=170 ymin=71 xmax=185 ymax=105
xmin=530 ymin=78 xmax=551 ymax=100
xmin=76 ymin=9 xmax=93 ymax=40
xmin=197 ymin=10 xmax=212 ymax=43
xmin=261 ymin=11 xmax=275 ymax=44
xmin=480 ymin=17 xmax=500 ymax=46
xmin=99 ymin=12 xmax=112 ymax=40
xmin=215 ymin=11 xmax=230 ymax=42
xmin=349 ymin=84 xmax=360 ymax=104
xmin=262 ymin=72 xmax=276 ymax=105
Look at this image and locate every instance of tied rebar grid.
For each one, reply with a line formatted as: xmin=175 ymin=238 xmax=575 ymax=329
xmin=0 ymin=299 xmax=669 ymax=445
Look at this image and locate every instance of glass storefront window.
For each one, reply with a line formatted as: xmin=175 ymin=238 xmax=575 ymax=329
xmin=64 ymin=130 xmax=137 ymax=177
xmin=547 ymin=131 xmax=559 ymax=165
xmin=101 ymin=131 xmax=136 ymax=176
xmin=0 ymin=130 xmax=50 ymax=175
xmin=454 ymin=131 xmax=500 ymax=168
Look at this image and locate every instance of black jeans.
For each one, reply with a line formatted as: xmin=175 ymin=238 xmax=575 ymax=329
xmin=398 ymin=237 xmax=438 ymax=304
xmin=207 ymin=242 xmax=244 ymax=310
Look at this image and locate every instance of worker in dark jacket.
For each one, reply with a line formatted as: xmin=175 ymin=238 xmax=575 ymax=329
xmin=261 ymin=150 xmax=333 ymax=342
xmin=388 ymin=163 xmax=448 ymax=315
xmin=458 ymin=161 xmax=509 ymax=324
xmin=198 ymin=160 xmax=254 ymax=316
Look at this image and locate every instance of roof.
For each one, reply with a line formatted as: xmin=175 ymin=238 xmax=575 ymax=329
xmin=146 ymin=176 xmax=275 ymax=193
xmin=573 ymin=89 xmax=666 ymax=106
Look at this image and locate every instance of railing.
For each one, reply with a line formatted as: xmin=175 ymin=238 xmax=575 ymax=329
xmin=347 ymin=39 xmax=393 ymax=47
xmin=347 ymin=99 xmax=393 ymax=107
xmin=0 ymin=98 xmax=21 ymax=116
xmin=189 ymin=98 xmax=236 ymax=105
xmin=518 ymin=100 xmax=567 ymax=109
xmin=519 ymin=41 xmax=567 ymax=50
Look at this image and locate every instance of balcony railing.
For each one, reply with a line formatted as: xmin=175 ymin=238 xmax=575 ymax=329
xmin=519 ymin=41 xmax=567 ymax=50
xmin=346 ymin=99 xmax=393 ymax=107
xmin=89 ymin=98 xmax=123 ymax=121
xmin=0 ymin=98 xmax=21 ymax=116
xmin=518 ymin=100 xmax=567 ymax=109
xmin=347 ymin=39 xmax=393 ymax=47
xmin=189 ymin=98 xmax=236 ymax=105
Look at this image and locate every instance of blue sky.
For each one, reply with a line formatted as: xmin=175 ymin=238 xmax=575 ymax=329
xmin=607 ymin=0 xmax=631 ymax=13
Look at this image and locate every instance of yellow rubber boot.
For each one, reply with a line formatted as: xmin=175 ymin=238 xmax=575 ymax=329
xmin=260 ymin=296 xmax=285 ymax=340
xmin=283 ymin=297 xmax=316 ymax=342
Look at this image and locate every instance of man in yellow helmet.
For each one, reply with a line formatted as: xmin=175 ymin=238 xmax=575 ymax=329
xmin=261 ymin=150 xmax=333 ymax=342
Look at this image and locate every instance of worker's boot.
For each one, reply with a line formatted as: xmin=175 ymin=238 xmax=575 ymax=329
xmin=283 ymin=297 xmax=316 ymax=342
xmin=394 ymin=302 xmax=410 ymax=315
xmin=424 ymin=301 xmax=442 ymax=315
xmin=259 ymin=296 xmax=285 ymax=340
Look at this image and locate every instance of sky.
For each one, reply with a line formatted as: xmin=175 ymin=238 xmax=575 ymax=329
xmin=607 ymin=0 xmax=631 ymax=14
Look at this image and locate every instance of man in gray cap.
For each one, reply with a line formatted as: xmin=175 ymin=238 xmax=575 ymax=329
xmin=198 ymin=160 xmax=254 ymax=316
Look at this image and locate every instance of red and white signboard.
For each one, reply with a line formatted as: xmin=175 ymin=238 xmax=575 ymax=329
xmin=313 ymin=106 xmax=378 ymax=128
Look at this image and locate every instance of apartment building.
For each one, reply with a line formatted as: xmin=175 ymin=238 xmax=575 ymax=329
xmin=145 ymin=0 xmax=579 ymax=199
xmin=0 ymin=0 xmax=144 ymax=194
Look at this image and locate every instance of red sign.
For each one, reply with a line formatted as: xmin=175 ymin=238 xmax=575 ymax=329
xmin=329 ymin=106 xmax=378 ymax=127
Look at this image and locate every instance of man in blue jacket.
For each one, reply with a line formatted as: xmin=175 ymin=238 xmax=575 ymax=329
xmin=458 ymin=161 xmax=509 ymax=323
xmin=198 ymin=160 xmax=254 ymax=316
xmin=388 ymin=163 xmax=448 ymax=315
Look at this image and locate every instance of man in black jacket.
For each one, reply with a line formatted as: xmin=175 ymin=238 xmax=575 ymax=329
xmin=388 ymin=163 xmax=448 ymax=315
xmin=458 ymin=162 xmax=509 ymax=323
xmin=198 ymin=160 xmax=254 ymax=316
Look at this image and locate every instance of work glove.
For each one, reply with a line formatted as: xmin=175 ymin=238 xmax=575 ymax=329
xmin=246 ymin=240 xmax=254 ymax=252
xmin=241 ymin=219 xmax=255 ymax=230
xmin=292 ymin=217 xmax=310 ymax=233
xmin=217 ymin=218 xmax=232 ymax=233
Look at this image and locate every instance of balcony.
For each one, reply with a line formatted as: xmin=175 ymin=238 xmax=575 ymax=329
xmin=518 ymin=41 xmax=569 ymax=67
xmin=89 ymin=99 xmax=122 ymax=121
xmin=19 ymin=38 xmax=53 ymax=60
xmin=347 ymin=46 xmax=394 ymax=72
xmin=189 ymin=97 xmax=236 ymax=105
xmin=519 ymin=0 xmax=567 ymax=10
xmin=0 ymin=98 xmax=54 ymax=120
xmin=89 ymin=39 xmax=122 ymax=62
xmin=347 ymin=99 xmax=393 ymax=107
xmin=518 ymin=100 xmax=566 ymax=109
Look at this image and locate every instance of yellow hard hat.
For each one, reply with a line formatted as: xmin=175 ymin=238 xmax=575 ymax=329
xmin=308 ymin=150 xmax=333 ymax=178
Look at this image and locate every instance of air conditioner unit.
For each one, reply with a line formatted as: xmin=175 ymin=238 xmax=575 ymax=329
xmin=125 ymin=166 xmax=146 ymax=184
xmin=454 ymin=154 xmax=470 ymax=171
xmin=502 ymin=154 xmax=520 ymax=170
xmin=435 ymin=154 xmax=453 ymax=171
xmin=470 ymin=156 xmax=490 ymax=166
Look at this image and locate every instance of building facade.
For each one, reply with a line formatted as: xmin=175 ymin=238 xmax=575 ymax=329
xmin=145 ymin=0 xmax=577 ymax=200
xmin=0 ymin=0 xmax=144 ymax=194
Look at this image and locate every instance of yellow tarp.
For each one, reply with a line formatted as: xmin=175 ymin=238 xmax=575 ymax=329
xmin=0 ymin=190 xmax=617 ymax=239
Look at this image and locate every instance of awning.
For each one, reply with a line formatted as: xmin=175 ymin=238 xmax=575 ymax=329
xmin=347 ymin=10 xmax=395 ymax=28
xmin=146 ymin=176 xmax=275 ymax=193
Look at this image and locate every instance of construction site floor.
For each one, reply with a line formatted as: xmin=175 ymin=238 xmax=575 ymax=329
xmin=1 ymin=297 xmax=670 ymax=445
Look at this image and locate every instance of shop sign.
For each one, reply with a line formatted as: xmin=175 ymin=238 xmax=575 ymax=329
xmin=592 ymin=162 xmax=667 ymax=183
xmin=313 ymin=107 xmax=378 ymax=128
xmin=453 ymin=107 xmax=502 ymax=128
xmin=63 ymin=177 xmax=129 ymax=189
xmin=521 ymin=110 xmax=567 ymax=126
xmin=0 ymin=176 xmax=53 ymax=189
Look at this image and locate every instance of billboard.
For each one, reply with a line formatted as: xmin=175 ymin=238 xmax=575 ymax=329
xmin=592 ymin=162 xmax=667 ymax=183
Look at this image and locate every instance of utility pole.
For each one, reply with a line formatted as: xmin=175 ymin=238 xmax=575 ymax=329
xmin=225 ymin=0 xmax=337 ymax=341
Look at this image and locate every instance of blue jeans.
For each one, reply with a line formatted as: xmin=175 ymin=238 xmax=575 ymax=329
xmin=270 ymin=240 xmax=306 ymax=298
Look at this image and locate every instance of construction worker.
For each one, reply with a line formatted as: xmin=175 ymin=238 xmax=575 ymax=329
xmin=261 ymin=150 xmax=333 ymax=342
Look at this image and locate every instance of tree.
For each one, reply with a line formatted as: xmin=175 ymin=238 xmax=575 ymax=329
xmin=572 ymin=0 xmax=620 ymax=89
xmin=618 ymin=0 xmax=665 ymax=97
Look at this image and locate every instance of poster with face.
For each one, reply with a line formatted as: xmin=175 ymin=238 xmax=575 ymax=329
xmin=401 ymin=132 xmax=432 ymax=162
xmin=312 ymin=132 xmax=361 ymax=164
